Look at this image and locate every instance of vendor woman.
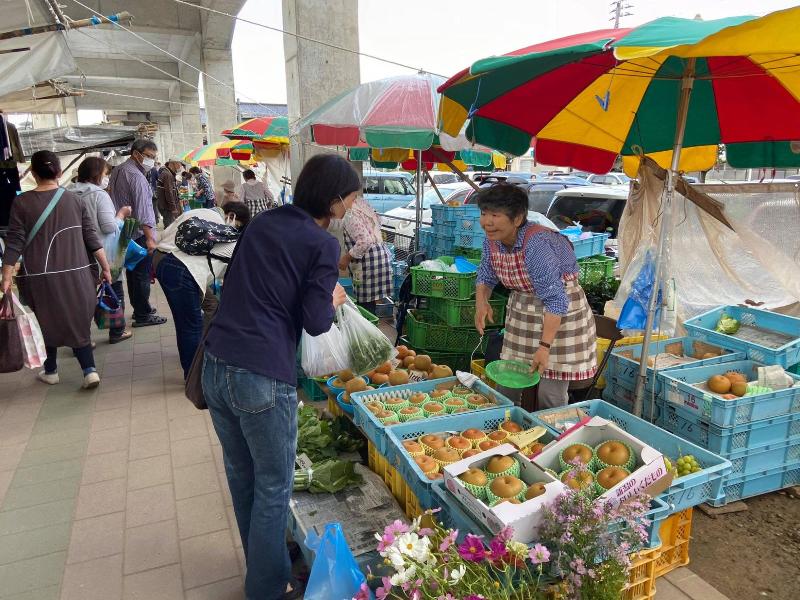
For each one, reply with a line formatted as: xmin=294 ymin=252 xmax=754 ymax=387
xmin=474 ymin=184 xmax=597 ymax=408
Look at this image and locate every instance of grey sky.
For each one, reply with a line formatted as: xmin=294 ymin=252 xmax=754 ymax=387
xmin=230 ymin=0 xmax=800 ymax=105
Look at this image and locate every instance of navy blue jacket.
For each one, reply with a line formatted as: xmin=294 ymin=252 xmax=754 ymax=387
xmin=205 ymin=204 xmax=339 ymax=385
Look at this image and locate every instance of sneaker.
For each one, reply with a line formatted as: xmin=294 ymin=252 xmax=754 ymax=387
xmin=37 ymin=371 xmax=59 ymax=385
xmin=82 ymin=372 xmax=101 ymax=389
xmin=133 ymin=315 xmax=168 ymax=328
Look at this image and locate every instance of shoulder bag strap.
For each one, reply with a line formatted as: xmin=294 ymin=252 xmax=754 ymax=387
xmin=25 ymin=187 xmax=65 ymax=250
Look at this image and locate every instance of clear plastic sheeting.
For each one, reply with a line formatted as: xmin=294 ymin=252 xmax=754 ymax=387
xmin=615 ymin=160 xmax=800 ymax=333
xmin=18 ymin=125 xmax=136 ymax=158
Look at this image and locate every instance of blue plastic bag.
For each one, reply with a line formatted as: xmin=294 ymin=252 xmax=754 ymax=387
xmin=617 ymin=248 xmax=662 ymax=330
xmin=124 ymin=240 xmax=147 ymax=271
xmin=304 ymin=522 xmax=369 ymax=600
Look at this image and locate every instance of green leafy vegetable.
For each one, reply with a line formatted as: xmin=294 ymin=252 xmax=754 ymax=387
xmin=293 ymin=459 xmax=363 ymax=493
xmin=715 ymin=313 xmax=741 ymax=335
xmin=296 ymin=406 xmax=364 ymax=462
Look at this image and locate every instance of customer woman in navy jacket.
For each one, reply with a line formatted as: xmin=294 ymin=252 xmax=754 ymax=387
xmin=202 ymin=153 xmax=355 ymax=600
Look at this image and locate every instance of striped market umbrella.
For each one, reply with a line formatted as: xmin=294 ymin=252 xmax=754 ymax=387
xmin=221 ymin=116 xmax=290 ymax=144
xmin=438 ymin=8 xmax=800 ymax=175
xmin=439 ymin=7 xmax=800 ymax=416
xmin=182 ymin=140 xmax=255 ymax=167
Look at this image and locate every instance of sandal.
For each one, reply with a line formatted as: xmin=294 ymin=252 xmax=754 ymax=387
xmin=109 ymin=330 xmax=133 ymax=344
xmin=132 ymin=315 xmax=168 ymax=328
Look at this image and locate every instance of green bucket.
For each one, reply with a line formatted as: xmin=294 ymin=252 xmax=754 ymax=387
xmin=485 ymin=360 xmax=541 ymax=389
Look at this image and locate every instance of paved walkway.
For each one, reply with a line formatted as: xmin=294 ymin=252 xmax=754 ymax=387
xmin=0 ymin=286 xmax=730 ymax=599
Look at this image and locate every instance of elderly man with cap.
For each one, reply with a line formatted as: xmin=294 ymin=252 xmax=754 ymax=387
xmin=219 ymin=180 xmax=238 ymax=205
xmin=156 ymin=159 xmax=183 ymax=228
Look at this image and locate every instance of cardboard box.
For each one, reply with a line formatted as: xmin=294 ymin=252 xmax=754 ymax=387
xmin=442 ymin=443 xmax=567 ymax=543
xmin=531 ymin=416 xmax=673 ymax=506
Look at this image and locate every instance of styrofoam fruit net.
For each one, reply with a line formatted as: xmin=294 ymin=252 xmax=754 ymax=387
xmin=458 ymin=478 xmax=488 ymax=500
xmin=486 ymin=477 xmax=528 ymax=505
xmin=383 ymin=398 xmax=410 ymax=413
xmin=423 ymin=404 xmax=448 ymax=418
xmin=444 ymin=397 xmax=468 ymax=413
xmin=558 ymin=442 xmax=595 ymax=473
xmin=559 ymin=469 xmax=596 ymax=497
xmin=398 ymin=407 xmax=423 ymax=422
xmin=484 ymin=457 xmax=520 ymax=480
xmin=593 ymin=440 xmax=635 ymax=472
xmin=419 ymin=435 xmax=447 ymax=456
xmin=460 ymin=430 xmax=488 ymax=448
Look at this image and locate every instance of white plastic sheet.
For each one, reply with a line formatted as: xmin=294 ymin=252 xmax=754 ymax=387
xmin=0 ymin=32 xmax=76 ymax=98
xmin=615 ymin=161 xmax=800 ymax=333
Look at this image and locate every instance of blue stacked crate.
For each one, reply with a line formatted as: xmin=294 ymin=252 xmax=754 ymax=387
xmin=391 ymin=260 xmax=408 ymax=300
xmin=602 ymin=337 xmax=745 ymax=423
xmin=654 ymin=308 xmax=800 ymax=505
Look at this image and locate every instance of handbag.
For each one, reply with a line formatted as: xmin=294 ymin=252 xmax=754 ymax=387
xmin=10 ymin=293 xmax=47 ymax=369
xmin=185 ymin=327 xmax=209 ymax=410
xmin=0 ymin=294 xmax=24 ymax=373
xmin=94 ymin=283 xmax=125 ymax=330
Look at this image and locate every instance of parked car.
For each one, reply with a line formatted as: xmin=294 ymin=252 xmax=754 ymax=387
xmin=381 ymin=182 xmax=473 ymax=233
xmin=546 ymin=185 xmax=629 ymax=238
xmin=426 ymin=172 xmax=460 ymax=185
xmin=585 ymin=172 xmax=631 ymax=186
xmin=465 ymin=178 xmax=590 ymax=213
xmin=362 ymin=171 xmax=416 ymax=214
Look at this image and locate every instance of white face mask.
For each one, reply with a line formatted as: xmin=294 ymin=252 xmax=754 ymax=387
xmin=140 ymin=156 xmax=156 ymax=170
xmin=101 ymin=176 xmax=109 ymax=189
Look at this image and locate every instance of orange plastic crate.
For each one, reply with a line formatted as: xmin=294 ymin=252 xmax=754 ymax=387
xmin=654 ymin=508 xmax=693 ymax=578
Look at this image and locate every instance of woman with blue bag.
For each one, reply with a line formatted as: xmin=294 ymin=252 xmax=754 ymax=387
xmin=1 ymin=151 xmax=113 ymax=389
xmin=68 ymin=157 xmax=133 ymax=343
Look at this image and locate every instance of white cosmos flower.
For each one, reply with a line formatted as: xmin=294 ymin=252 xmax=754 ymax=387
xmin=393 ymin=532 xmax=432 ymax=563
xmin=390 ymin=565 xmax=417 ymax=586
xmin=449 ymin=564 xmax=466 ymax=584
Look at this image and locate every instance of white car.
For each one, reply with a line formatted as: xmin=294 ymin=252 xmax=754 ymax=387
xmin=586 ymin=172 xmax=631 ymax=186
xmin=381 ymin=183 xmax=473 ymax=233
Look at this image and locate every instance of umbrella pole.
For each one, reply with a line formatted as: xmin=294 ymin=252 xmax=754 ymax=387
xmin=632 ymin=58 xmax=696 ymax=419
xmin=415 ymin=150 xmax=424 ymax=251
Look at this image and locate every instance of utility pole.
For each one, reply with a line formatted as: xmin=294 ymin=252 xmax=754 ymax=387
xmin=610 ymin=1 xmax=633 ymax=29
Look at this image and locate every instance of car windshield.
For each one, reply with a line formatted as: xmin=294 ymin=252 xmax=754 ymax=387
xmin=528 ymin=187 xmax=562 ymax=213
xmin=546 ymin=194 xmax=626 ymax=237
xmin=404 ymin=188 xmax=451 ymax=209
xmin=383 ymin=178 xmax=414 ymax=195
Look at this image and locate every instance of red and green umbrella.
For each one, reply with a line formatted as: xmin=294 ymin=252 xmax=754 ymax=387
xmin=439 ymin=8 xmax=800 ymax=174
xmin=181 ymin=141 xmax=256 ymax=167
xmin=222 ymin=116 xmax=290 ymax=144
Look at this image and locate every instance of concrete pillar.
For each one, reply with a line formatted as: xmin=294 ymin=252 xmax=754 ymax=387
xmin=283 ymin=0 xmax=360 ymax=178
xmin=201 ymin=47 xmax=238 ymax=187
xmin=63 ymin=97 xmax=79 ymax=127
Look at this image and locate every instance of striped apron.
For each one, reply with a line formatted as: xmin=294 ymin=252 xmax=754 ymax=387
xmin=492 ymin=226 xmax=597 ymax=381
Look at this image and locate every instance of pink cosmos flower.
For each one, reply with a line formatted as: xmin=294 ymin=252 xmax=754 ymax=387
xmin=418 ymin=528 xmax=434 ymax=537
xmin=487 ymin=538 xmax=509 ymax=562
xmin=386 ymin=520 xmax=410 ymax=536
xmin=457 ymin=534 xmax=486 ymax=562
xmin=464 ymin=595 xmax=486 ymax=600
xmin=529 ymin=543 xmax=550 ymax=565
xmin=353 ymin=582 xmax=370 ymax=600
xmin=376 ymin=576 xmax=393 ymax=600
xmin=439 ymin=529 xmax=458 ymax=552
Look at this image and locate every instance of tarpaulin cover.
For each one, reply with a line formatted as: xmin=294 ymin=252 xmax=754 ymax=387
xmin=0 ymin=32 xmax=76 ymax=99
xmin=614 ymin=160 xmax=800 ymax=333
xmin=18 ymin=125 xmax=136 ymax=158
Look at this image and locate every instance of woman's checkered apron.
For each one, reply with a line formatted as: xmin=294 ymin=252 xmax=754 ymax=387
xmin=343 ymin=230 xmax=393 ymax=303
xmin=491 ymin=226 xmax=597 ymax=381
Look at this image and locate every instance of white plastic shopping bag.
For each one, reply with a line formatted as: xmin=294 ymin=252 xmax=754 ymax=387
xmin=301 ymin=323 xmax=350 ymax=377
xmin=12 ymin=293 xmax=47 ymax=369
xmin=337 ymin=298 xmax=396 ymax=375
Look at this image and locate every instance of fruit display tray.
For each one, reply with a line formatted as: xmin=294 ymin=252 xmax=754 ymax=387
xmin=658 ymin=359 xmax=800 ymax=427
xmin=531 ymin=400 xmax=731 ymax=515
xmin=684 ymin=305 xmax=800 ymax=368
xmin=385 ymin=407 xmax=547 ymax=510
xmin=607 ymin=336 xmax=744 ymax=397
xmin=350 ymin=377 xmax=514 ymax=455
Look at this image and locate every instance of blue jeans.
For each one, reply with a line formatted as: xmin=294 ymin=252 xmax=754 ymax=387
xmin=201 ymin=351 xmax=298 ymax=600
xmin=155 ymin=253 xmax=202 ymax=378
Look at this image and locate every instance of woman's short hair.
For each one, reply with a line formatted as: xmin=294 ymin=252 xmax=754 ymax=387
xmin=30 ymin=150 xmax=61 ymax=180
xmin=242 ymin=169 xmax=256 ymax=181
xmin=189 ymin=166 xmax=202 ymax=175
xmin=222 ymin=201 xmax=251 ymax=228
xmin=475 ymin=183 xmax=528 ymax=222
xmin=77 ymin=157 xmax=108 ymax=184
xmin=293 ymin=154 xmax=361 ymax=219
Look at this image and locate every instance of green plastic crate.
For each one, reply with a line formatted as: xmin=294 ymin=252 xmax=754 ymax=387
xmin=410 ymin=256 xmax=479 ymax=300
xmin=405 ymin=309 xmax=491 ymax=353
xmin=358 ymin=305 xmax=379 ymax=326
xmin=453 ymin=247 xmax=482 ymax=260
xmin=577 ymin=255 xmax=616 ymax=286
xmin=427 ymin=294 xmax=507 ymax=328
xmin=299 ymin=376 xmax=327 ymax=402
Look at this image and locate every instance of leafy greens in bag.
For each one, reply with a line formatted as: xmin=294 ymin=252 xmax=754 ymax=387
xmin=336 ymin=299 xmax=395 ymax=375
